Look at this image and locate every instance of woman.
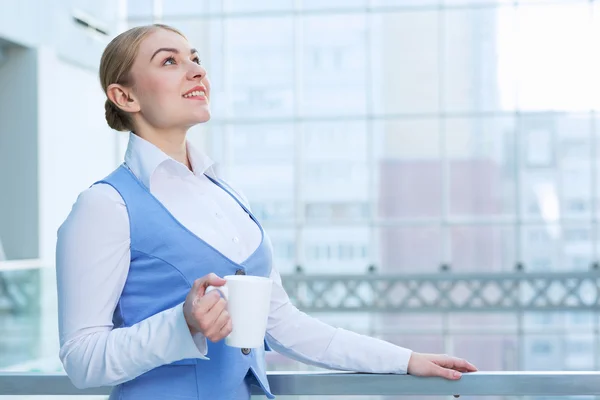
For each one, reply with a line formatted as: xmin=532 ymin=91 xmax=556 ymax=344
xmin=56 ymin=24 xmax=477 ymax=400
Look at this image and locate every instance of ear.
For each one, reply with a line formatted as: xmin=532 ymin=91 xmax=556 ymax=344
xmin=107 ymin=83 xmax=141 ymax=113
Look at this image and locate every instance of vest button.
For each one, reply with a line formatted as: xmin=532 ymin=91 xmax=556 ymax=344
xmin=235 ymin=269 xmax=246 ymax=275
xmin=241 ymin=348 xmax=251 ymax=355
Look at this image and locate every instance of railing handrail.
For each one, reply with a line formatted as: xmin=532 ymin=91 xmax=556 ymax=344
xmin=0 ymin=258 xmax=45 ymax=271
xmin=2 ymin=371 xmax=600 ymax=396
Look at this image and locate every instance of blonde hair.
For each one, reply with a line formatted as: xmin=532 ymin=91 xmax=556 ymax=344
xmin=99 ymin=24 xmax=185 ymax=132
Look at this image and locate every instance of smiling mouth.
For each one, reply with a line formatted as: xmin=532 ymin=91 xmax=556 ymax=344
xmin=182 ymin=89 xmax=207 ymax=99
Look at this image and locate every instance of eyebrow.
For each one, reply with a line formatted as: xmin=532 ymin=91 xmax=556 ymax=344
xmin=150 ymin=47 xmax=199 ymax=62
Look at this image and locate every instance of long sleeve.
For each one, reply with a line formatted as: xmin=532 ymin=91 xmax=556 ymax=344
xmin=56 ymin=184 xmax=208 ymax=389
xmin=265 ymin=266 xmax=413 ymax=374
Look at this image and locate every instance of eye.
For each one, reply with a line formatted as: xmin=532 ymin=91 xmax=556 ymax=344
xmin=192 ymin=56 xmax=202 ymax=65
xmin=163 ymin=56 xmax=176 ymax=66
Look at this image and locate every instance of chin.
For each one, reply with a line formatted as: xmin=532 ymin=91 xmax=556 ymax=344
xmin=189 ymin=110 xmax=211 ymax=125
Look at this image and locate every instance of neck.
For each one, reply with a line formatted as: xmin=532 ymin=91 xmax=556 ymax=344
xmin=135 ymin=127 xmax=191 ymax=170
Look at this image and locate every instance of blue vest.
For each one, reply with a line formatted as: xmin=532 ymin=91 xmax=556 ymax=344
xmin=98 ymin=164 xmax=275 ymax=400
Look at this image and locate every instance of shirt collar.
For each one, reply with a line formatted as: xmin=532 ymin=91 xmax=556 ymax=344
xmin=124 ymin=132 xmax=217 ymax=189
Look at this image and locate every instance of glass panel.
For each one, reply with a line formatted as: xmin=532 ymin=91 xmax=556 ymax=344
xmin=520 ymin=222 xmax=592 ymax=327
xmin=523 ymin=334 xmax=564 ymax=370
xmin=267 ymin=228 xmax=296 ymax=274
xmin=225 ymin=0 xmax=294 ymax=12
xmin=446 ymin=116 xmax=517 ymax=217
xmin=378 ymin=226 xmax=442 ymax=273
xmin=371 ymin=0 xmax=438 ymax=7
xmin=558 ymin=115 xmax=592 ymax=219
xmin=519 ymin=0 xmax=589 ymax=4
xmin=521 ymin=224 xmax=562 ymax=272
xmin=370 ymin=11 xmax=440 ymax=114
xmin=450 ymin=225 xmax=516 ymax=272
xmin=302 ymin=227 xmax=370 ymax=274
xmin=564 ymin=334 xmax=595 ymax=370
xmin=228 ymin=124 xmax=295 ymax=223
xmin=450 ymin=313 xmax=517 ymax=330
xmin=303 ymin=121 xmax=369 ymax=223
xmin=301 ymin=0 xmax=366 ymax=10
xmin=161 ymin=0 xmax=220 ymax=16
xmin=594 ymin=115 xmax=600 ymax=218
xmin=593 ymin=1 xmax=600 ymax=111
xmin=443 ymin=6 xmax=517 ymax=112
xmin=443 ymin=0 xmax=513 ymax=4
xmin=300 ymin=14 xmax=367 ymax=116
xmin=561 ymin=224 xmax=593 ymax=271
xmin=127 ymin=0 xmax=154 ymax=18
xmin=377 ymin=334 xmax=445 ymax=354
xmin=0 ymin=273 xmax=42 ymax=368
xmin=454 ymin=335 xmax=519 ymax=371
xmin=519 ymin=114 xmax=559 ymax=220
xmin=226 ymin=17 xmax=294 ymax=119
xmin=372 ymin=315 xmax=445 ymax=336
xmin=516 ymin=3 xmax=594 ymax=111
xmin=373 ymin=119 xmax=441 ymax=219
xmin=520 ymin=113 xmax=593 ymax=220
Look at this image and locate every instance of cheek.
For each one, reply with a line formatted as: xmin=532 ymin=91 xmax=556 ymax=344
xmin=137 ymin=76 xmax=180 ymax=109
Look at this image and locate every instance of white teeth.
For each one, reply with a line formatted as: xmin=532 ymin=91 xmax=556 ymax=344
xmin=183 ymin=90 xmax=206 ymax=98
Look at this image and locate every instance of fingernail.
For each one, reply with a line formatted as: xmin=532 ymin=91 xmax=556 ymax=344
xmin=453 ymin=371 xmax=461 ymax=378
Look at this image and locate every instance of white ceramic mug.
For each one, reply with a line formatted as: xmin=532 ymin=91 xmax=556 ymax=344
xmin=206 ymin=275 xmax=273 ymax=348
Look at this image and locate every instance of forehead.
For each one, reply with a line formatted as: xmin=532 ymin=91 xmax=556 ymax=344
xmin=137 ymin=28 xmax=191 ymax=59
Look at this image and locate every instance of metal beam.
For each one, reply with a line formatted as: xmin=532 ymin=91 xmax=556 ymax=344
xmin=3 ymin=371 xmax=600 ymax=396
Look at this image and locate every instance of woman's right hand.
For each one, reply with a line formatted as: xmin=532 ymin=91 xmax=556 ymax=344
xmin=183 ymin=273 xmax=232 ymax=342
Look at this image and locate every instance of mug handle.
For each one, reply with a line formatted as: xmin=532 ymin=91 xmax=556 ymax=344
xmin=205 ymin=285 xmax=229 ymax=300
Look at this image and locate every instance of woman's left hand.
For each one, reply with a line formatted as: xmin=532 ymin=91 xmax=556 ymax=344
xmin=407 ymin=352 xmax=478 ymax=380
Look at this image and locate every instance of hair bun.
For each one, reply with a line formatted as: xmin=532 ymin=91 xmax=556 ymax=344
xmin=104 ymin=100 xmax=130 ymax=132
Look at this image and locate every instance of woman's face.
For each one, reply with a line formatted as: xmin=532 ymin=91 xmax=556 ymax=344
xmin=128 ymin=28 xmax=211 ymax=130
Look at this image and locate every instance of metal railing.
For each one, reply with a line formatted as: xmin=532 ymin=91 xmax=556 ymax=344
xmin=3 ymin=259 xmax=600 ymax=314
xmin=2 ymin=371 xmax=600 ymax=396
xmin=284 ymin=270 xmax=600 ymax=313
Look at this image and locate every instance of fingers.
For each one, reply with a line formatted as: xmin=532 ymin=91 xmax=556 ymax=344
xmin=219 ymin=319 xmax=233 ymax=337
xmin=433 ymin=355 xmax=478 ymax=373
xmin=194 ymin=290 xmax=221 ymax=314
xmin=198 ymin=297 xmax=227 ymax=332
xmin=204 ymin=305 xmax=232 ymax=342
xmin=431 ymin=363 xmax=462 ymax=380
xmin=408 ymin=352 xmax=476 ymax=382
xmin=184 ymin=273 xmax=232 ymax=337
xmin=196 ymin=273 xmax=226 ymax=296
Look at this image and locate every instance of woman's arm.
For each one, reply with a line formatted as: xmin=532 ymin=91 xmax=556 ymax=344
xmin=265 ymin=267 xmax=476 ymax=378
xmin=56 ymin=185 xmax=207 ymax=389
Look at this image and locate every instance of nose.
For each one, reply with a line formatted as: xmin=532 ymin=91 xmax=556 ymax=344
xmin=187 ymin=61 xmax=206 ymax=81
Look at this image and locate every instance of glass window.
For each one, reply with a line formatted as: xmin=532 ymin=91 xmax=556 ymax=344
xmin=516 ymin=2 xmax=594 ymax=111
xmin=226 ymin=17 xmax=294 ymax=119
xmin=370 ymin=10 xmax=440 ymax=114
xmin=373 ymin=119 xmax=441 ymax=219
xmin=446 ymin=116 xmax=517 ymax=217
xmin=450 ymin=225 xmax=516 ymax=272
xmin=300 ymin=14 xmax=367 ymax=116
xmin=443 ymin=6 xmax=517 ymax=112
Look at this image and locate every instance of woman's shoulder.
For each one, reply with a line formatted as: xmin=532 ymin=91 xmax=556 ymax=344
xmin=78 ymin=182 xmax=126 ymax=208
xmin=58 ymin=183 xmax=127 ymax=234
xmin=57 ymin=183 xmax=129 ymax=246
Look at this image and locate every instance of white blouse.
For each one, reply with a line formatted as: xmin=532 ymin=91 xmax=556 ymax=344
xmin=55 ymin=132 xmax=412 ymax=389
